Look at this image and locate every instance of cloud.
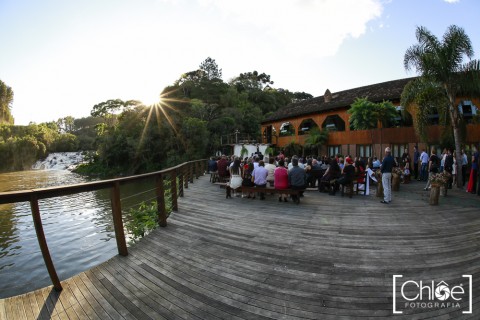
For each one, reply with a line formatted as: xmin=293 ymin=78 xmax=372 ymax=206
xmin=443 ymin=0 xmax=459 ymax=3
xmin=197 ymin=0 xmax=383 ymax=58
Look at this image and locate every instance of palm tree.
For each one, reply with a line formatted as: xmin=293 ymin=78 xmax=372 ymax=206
xmin=304 ymin=127 xmax=329 ymax=156
xmin=404 ymin=25 xmax=480 ymax=187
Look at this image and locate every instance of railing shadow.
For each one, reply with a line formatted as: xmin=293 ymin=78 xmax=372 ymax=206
xmin=36 ymin=288 xmax=60 ymax=320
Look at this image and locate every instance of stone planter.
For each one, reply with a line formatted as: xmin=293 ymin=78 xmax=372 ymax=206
xmin=392 ymin=174 xmax=401 ymax=191
xmin=375 ymin=171 xmax=383 ymax=198
xmin=429 ymin=184 xmax=440 ymax=205
xmin=376 ymin=181 xmax=384 ymax=198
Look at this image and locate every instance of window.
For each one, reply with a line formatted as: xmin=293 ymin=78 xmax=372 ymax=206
xmin=298 ymin=118 xmax=319 ymax=135
xmin=328 ymin=145 xmax=341 ymax=157
xmin=386 ymin=106 xmax=413 ymax=128
xmin=459 ymin=101 xmax=478 ymax=124
xmin=357 ymin=145 xmax=372 ymax=158
xmin=322 ymin=115 xmax=345 ymax=131
xmin=427 ymin=107 xmax=440 ymax=125
xmin=391 ymin=144 xmax=408 ymax=158
xmin=279 ymin=122 xmax=295 ymax=137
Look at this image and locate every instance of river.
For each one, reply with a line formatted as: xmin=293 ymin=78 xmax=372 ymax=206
xmin=0 ymin=153 xmax=156 ymax=298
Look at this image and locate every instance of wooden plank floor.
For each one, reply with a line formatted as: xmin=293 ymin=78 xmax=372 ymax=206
xmin=1 ymin=176 xmax=479 ymax=319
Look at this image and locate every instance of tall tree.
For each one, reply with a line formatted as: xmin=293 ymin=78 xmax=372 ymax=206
xmin=404 ymin=25 xmax=480 ymax=187
xmin=0 ymin=80 xmax=14 ymax=124
xmin=348 ymin=98 xmax=398 ymax=152
xmin=199 ymin=57 xmax=222 ymax=80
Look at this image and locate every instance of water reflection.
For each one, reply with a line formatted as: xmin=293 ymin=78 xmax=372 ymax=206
xmin=0 ymin=170 xmax=156 ymax=298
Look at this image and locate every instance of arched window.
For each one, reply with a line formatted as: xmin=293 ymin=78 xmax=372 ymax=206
xmin=298 ymin=118 xmax=319 ymax=135
xmin=322 ymin=115 xmax=345 ymax=131
xmin=279 ymin=122 xmax=295 ymax=137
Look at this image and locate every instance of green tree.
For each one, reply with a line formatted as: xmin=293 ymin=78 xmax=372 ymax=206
xmin=199 ymin=57 xmax=222 ymax=80
xmin=304 ymin=127 xmax=329 ymax=156
xmin=0 ymin=80 xmax=14 ymax=124
xmin=404 ymin=25 xmax=480 ymax=187
xmin=348 ymin=98 xmax=397 ymax=151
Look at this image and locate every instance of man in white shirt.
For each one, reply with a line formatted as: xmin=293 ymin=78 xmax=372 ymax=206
xmin=419 ymin=149 xmax=429 ymax=181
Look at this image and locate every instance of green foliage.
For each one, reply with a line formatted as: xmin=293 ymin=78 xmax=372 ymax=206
xmin=125 ymin=201 xmax=159 ymax=242
xmin=240 ymin=145 xmax=249 ymax=158
xmin=125 ymin=181 xmax=174 ymax=243
xmin=284 ymin=140 xmax=302 ymax=157
xmin=0 ymin=80 xmax=14 ymax=125
xmin=304 ymin=127 xmax=329 ymax=155
xmin=401 ymin=78 xmax=449 ymax=142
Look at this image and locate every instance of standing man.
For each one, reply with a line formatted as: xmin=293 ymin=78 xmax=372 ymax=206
xmin=413 ymin=146 xmax=420 ymax=181
xmin=381 ymin=147 xmax=395 ymax=204
xmin=419 ymin=148 xmax=429 ymax=181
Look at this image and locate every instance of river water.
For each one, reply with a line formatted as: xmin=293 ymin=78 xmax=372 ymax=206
xmin=0 ymin=153 xmax=156 ymax=298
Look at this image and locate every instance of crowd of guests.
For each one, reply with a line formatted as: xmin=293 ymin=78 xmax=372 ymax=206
xmin=208 ymin=144 xmax=480 ymax=205
xmin=209 ymin=151 xmax=369 ymax=203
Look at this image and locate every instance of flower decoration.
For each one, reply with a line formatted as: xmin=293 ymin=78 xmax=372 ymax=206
xmin=429 ymin=172 xmax=451 ymax=185
xmin=392 ymin=167 xmax=404 ymax=176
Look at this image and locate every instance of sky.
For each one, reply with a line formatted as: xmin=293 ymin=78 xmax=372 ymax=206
xmin=1 ymin=0 xmax=479 ymax=125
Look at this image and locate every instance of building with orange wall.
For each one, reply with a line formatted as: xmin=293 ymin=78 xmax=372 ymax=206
xmin=261 ymin=77 xmax=479 ymax=159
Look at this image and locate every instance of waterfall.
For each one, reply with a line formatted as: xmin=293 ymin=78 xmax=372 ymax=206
xmin=32 ymin=152 xmax=84 ymax=170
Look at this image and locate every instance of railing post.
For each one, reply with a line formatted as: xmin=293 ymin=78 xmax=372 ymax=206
xmin=184 ymin=165 xmax=189 ymax=189
xmin=171 ymin=170 xmax=178 ymax=212
xmin=30 ymin=195 xmax=62 ymax=292
xmin=111 ymin=182 xmax=128 ymax=256
xmin=178 ymin=168 xmax=184 ymax=196
xmin=156 ymin=174 xmax=167 ymax=227
xmin=189 ymin=162 xmax=194 ymax=183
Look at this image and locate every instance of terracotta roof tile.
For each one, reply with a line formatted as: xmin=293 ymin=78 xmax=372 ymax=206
xmin=263 ymin=77 xmax=415 ymax=123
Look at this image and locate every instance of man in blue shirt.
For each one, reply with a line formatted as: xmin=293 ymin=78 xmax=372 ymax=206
xmin=381 ymin=147 xmax=395 ymax=204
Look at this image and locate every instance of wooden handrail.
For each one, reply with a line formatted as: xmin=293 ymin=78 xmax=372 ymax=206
xmin=0 ymin=159 xmax=207 ymax=292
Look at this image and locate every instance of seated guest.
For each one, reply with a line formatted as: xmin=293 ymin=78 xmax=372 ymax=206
xmin=288 ymin=157 xmax=306 ymax=204
xmin=330 ymin=157 xmax=355 ymax=196
xmin=319 ymin=158 xmax=341 ymax=192
xmin=265 ymin=157 xmax=276 ymax=187
xmin=217 ymin=155 xmax=229 ymax=181
xmin=208 ymin=156 xmax=218 ymax=173
xmin=226 ymin=158 xmax=243 ymax=198
xmin=274 ymin=159 xmax=289 ymax=202
xmin=372 ymin=157 xmax=381 ymax=169
xmin=252 ymin=160 xmax=268 ymax=200
xmin=355 ymin=159 xmax=366 ymax=185
xmin=242 ymin=158 xmax=255 ymax=198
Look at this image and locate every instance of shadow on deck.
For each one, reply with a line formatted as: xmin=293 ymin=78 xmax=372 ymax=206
xmin=1 ymin=176 xmax=479 ymax=319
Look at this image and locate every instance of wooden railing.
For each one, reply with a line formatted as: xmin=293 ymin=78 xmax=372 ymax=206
xmin=0 ymin=159 xmax=207 ymax=292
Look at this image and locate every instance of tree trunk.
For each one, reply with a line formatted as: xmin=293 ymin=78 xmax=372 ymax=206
xmin=446 ymin=88 xmax=463 ymax=188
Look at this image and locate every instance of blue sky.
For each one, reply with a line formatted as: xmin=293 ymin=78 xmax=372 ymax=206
xmin=1 ymin=0 xmax=479 ymax=125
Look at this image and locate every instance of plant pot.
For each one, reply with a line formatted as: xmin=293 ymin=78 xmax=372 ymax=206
xmin=376 ymin=181 xmax=384 ymax=198
xmin=429 ymin=184 xmax=440 ymax=205
xmin=392 ymin=174 xmax=400 ymax=191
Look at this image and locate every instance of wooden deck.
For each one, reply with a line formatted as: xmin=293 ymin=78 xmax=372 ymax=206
xmin=1 ymin=176 xmax=479 ymax=319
